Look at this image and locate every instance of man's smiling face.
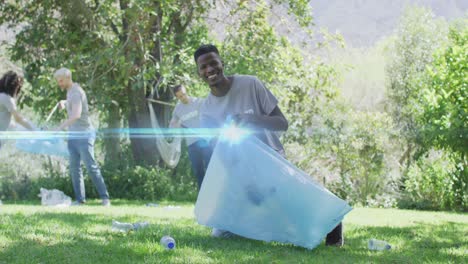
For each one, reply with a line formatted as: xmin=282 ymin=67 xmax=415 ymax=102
xmin=196 ymin=52 xmax=225 ymax=87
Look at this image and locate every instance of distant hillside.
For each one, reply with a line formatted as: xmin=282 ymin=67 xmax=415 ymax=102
xmin=206 ymin=0 xmax=466 ymax=49
xmin=311 ymin=0 xmax=467 ymax=47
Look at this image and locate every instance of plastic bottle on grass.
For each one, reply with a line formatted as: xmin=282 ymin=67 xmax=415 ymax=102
xmin=160 ymin=236 xmax=176 ymax=250
xmin=112 ymin=220 xmax=134 ymax=232
xmin=112 ymin=220 xmax=149 ymax=232
xmin=132 ymin=221 xmax=149 ymax=230
xmin=368 ymin=239 xmax=391 ymax=250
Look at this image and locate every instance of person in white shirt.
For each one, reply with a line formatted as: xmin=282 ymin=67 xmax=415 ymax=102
xmin=0 ymin=71 xmax=34 ymax=138
xmin=169 ymin=85 xmax=211 ymax=190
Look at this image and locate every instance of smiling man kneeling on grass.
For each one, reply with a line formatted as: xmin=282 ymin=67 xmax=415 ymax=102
xmin=193 ymin=44 xmax=348 ymax=248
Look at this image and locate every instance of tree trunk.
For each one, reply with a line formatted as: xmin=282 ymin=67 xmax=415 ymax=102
xmin=120 ymin=0 xmax=160 ymax=165
xmin=126 ymin=81 xmax=159 ymax=165
xmin=103 ymin=102 xmax=123 ymax=165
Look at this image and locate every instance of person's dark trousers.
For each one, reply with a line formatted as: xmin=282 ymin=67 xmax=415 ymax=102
xmin=326 ymin=222 xmax=343 ymax=246
xmin=187 ymin=140 xmax=212 ymax=190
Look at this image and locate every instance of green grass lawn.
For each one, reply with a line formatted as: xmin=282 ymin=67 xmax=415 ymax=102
xmin=0 ymin=200 xmax=466 ymax=264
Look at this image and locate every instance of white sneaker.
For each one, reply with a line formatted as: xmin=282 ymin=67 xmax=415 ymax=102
xmin=71 ymin=201 xmax=85 ymax=206
xmin=211 ymin=228 xmax=235 ymax=238
xmin=102 ymin=199 xmax=111 ymax=206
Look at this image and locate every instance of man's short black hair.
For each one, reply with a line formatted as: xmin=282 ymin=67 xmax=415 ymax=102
xmin=194 ymin=44 xmax=220 ymax=63
xmin=0 ymin=71 xmax=23 ymax=97
xmin=172 ymin=84 xmax=184 ymax=94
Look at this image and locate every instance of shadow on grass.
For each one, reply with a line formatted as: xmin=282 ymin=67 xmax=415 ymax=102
xmin=0 ymin=211 xmax=466 ymax=264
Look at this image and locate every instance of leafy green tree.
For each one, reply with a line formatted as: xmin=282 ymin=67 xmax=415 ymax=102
xmin=385 ymin=5 xmax=448 ymax=170
xmin=418 ymin=25 xmax=467 ymax=210
xmin=0 ymin=0 xmax=318 ymax=166
xmin=421 ymin=26 xmax=467 ymax=158
xmin=219 ymin=1 xmax=396 ymax=206
xmin=289 ymin=101 xmax=395 ymax=206
xmin=0 ymin=0 xmax=210 ymax=165
xmin=220 ymin=1 xmax=339 ymax=144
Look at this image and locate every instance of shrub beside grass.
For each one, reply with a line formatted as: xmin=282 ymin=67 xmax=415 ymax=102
xmin=1 ymin=164 xmax=198 ymax=202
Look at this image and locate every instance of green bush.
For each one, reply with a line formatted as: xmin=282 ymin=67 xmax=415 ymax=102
xmin=288 ymin=105 xmax=397 ymax=207
xmin=0 ymin=144 xmax=199 ymax=202
xmin=0 ymin=159 xmax=71 ymax=201
xmin=105 ymin=165 xmax=170 ymax=200
xmin=101 ymin=144 xmax=198 ymax=201
xmin=398 ymin=150 xmax=465 ymax=211
xmin=0 ymin=172 xmax=34 ymax=201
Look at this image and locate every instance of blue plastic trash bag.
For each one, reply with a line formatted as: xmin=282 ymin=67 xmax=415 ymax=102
xmin=195 ymin=136 xmax=352 ymax=249
xmin=16 ymin=138 xmax=69 ymax=158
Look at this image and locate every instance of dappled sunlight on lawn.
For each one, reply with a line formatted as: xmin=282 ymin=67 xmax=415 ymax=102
xmin=0 ymin=204 xmax=466 ymax=263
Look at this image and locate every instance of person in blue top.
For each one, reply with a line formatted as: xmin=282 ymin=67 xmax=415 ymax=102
xmin=194 ymin=44 xmax=343 ymax=246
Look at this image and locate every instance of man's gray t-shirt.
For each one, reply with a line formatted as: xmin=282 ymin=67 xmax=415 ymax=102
xmin=0 ymin=93 xmax=16 ymax=131
xmin=170 ymin=97 xmax=203 ymax=146
xmin=199 ymin=75 xmax=284 ymax=153
xmin=67 ymin=83 xmax=92 ymax=131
